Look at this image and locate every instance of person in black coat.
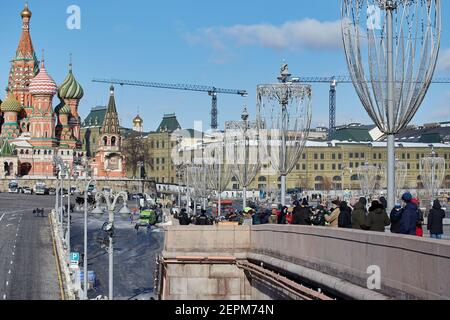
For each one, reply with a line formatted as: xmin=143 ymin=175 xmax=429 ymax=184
xmin=292 ymin=198 xmax=312 ymax=225
xmin=278 ymin=206 xmax=287 ymax=224
xmin=338 ymin=201 xmax=352 ymax=228
xmin=390 ymin=205 xmax=403 ymax=234
xmin=178 ymin=209 xmax=191 ymax=226
xmin=427 ymin=199 xmax=445 ymax=239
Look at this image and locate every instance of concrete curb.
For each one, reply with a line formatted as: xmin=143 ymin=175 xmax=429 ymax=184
xmin=49 ymin=210 xmax=77 ymax=300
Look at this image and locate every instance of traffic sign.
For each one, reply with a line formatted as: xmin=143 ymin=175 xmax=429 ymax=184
xmin=70 ymin=252 xmax=80 ymax=263
xmin=70 ymin=252 xmax=80 ymax=270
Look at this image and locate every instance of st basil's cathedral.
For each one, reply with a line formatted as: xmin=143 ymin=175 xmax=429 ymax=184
xmin=0 ymin=4 xmax=126 ymax=178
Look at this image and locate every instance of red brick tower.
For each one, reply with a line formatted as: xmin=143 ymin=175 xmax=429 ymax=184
xmin=7 ymin=3 xmax=39 ymax=124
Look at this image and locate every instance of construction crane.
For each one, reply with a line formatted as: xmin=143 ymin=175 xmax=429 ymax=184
xmin=92 ymin=78 xmax=248 ymax=130
xmin=291 ymin=76 xmax=450 ymax=135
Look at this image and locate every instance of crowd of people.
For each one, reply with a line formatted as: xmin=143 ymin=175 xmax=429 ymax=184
xmin=174 ymin=192 xmax=446 ymax=239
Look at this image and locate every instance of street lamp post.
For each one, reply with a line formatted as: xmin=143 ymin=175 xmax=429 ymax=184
xmin=91 ymin=191 xmax=130 ymax=300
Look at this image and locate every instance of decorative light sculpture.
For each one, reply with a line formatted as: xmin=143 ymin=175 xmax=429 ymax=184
xmin=186 ymin=164 xmax=209 ymax=215
xmin=341 ymin=0 xmax=441 ymax=209
xmin=420 ymin=149 xmax=445 ymax=199
xmin=381 ymin=159 xmax=408 ymax=198
xmin=357 ymin=162 xmax=380 ymax=197
xmin=225 ymin=106 xmax=261 ymax=208
xmin=256 ymin=63 xmax=312 ymax=206
xmin=205 ymin=140 xmax=233 ymax=217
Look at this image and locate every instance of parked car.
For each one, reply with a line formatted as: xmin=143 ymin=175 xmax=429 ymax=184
xmin=23 ymin=187 xmax=33 ymax=194
xmin=48 ymin=188 xmax=56 ymax=195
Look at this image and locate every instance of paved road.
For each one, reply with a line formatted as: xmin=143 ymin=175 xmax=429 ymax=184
xmin=70 ymin=208 xmax=165 ymax=300
xmin=0 ymin=193 xmax=60 ymax=300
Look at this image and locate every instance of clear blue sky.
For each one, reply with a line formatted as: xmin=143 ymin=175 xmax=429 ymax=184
xmin=0 ymin=0 xmax=449 ymax=131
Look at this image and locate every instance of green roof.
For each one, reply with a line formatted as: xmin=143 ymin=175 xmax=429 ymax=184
xmin=156 ymin=113 xmax=181 ymax=133
xmin=330 ymin=125 xmax=374 ymax=142
xmin=0 ymin=140 xmax=15 ymax=156
xmin=82 ymin=106 xmax=107 ymax=128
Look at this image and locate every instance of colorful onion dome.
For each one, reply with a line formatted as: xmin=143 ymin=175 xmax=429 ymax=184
xmin=21 ymin=3 xmax=32 ymax=19
xmin=29 ymin=62 xmax=58 ymax=96
xmin=58 ymin=66 xmax=84 ymax=100
xmin=1 ymin=94 xmax=21 ymax=113
xmin=59 ymin=104 xmax=71 ymax=115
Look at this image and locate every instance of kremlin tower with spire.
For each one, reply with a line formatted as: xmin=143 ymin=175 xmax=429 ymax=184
xmin=0 ymin=4 xmax=86 ymax=177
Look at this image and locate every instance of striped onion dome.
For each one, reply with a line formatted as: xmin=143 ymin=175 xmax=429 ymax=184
xmin=1 ymin=94 xmax=21 ymax=113
xmin=29 ymin=62 xmax=58 ymax=96
xmin=59 ymin=104 xmax=71 ymax=115
xmin=58 ymin=66 xmax=84 ymax=100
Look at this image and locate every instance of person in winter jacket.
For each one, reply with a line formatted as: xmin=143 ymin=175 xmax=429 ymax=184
xmin=365 ymin=200 xmax=390 ymax=232
xmin=292 ymin=198 xmax=312 ymax=225
xmin=278 ymin=206 xmax=288 ymax=224
xmin=411 ymin=198 xmax=424 ymax=237
xmin=399 ymin=192 xmax=419 ymax=235
xmin=428 ymin=199 xmax=445 ymax=239
xmin=352 ymin=197 xmax=368 ymax=230
xmin=326 ymin=199 xmax=341 ymax=227
xmin=390 ymin=205 xmax=402 ymax=234
xmin=338 ymin=201 xmax=352 ymax=228
xmin=311 ymin=204 xmax=328 ymax=226
xmin=379 ymin=196 xmax=388 ymax=211
xmin=178 ymin=209 xmax=191 ymax=225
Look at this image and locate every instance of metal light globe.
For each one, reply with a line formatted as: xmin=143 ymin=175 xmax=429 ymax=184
xmin=119 ymin=204 xmax=132 ymax=220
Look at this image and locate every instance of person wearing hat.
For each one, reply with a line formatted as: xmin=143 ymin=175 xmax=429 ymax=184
xmin=399 ymin=192 xmax=420 ymax=235
xmin=325 ymin=199 xmax=341 ymax=227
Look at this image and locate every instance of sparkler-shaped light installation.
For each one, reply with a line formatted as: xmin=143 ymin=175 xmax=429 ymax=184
xmin=256 ymin=63 xmax=312 ymax=206
xmin=225 ymin=106 xmax=261 ymax=208
xmin=420 ymin=149 xmax=445 ymax=199
xmin=341 ymin=0 xmax=441 ymax=209
xmin=357 ymin=162 xmax=380 ymax=197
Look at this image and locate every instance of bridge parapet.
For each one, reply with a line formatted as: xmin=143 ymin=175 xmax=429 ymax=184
xmin=161 ymin=225 xmax=450 ymax=300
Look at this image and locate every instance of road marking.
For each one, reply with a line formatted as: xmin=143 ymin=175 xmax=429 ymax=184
xmin=12 ymin=252 xmax=15 ymax=256
xmin=0 ymin=213 xmax=5 ymax=223
xmin=10 ymin=261 xmax=13 ymax=265
xmin=5 ymin=281 xmax=8 ymax=286
xmin=2 ymin=294 xmax=5 ymax=300
xmin=8 ymin=270 xmax=11 ymax=274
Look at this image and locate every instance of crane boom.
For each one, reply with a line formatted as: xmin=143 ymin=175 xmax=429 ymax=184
xmin=294 ymin=76 xmax=450 ymax=135
xmin=92 ymin=78 xmax=247 ymax=130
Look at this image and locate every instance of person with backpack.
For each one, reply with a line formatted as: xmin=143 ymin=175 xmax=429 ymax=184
xmin=338 ymin=201 xmax=352 ymax=228
xmin=399 ymin=192 xmax=419 ymax=235
xmin=427 ymin=199 xmax=445 ymax=239
xmin=311 ymin=204 xmax=328 ymax=226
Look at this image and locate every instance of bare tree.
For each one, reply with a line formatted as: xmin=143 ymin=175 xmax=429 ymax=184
xmin=122 ymin=132 xmax=149 ymax=178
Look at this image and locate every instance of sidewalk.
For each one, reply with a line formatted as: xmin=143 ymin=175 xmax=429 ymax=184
xmin=49 ymin=209 xmax=77 ymax=300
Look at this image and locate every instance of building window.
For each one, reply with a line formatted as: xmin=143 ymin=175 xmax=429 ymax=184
xmin=103 ymin=137 xmax=108 ymax=146
xmin=320 ymin=164 xmax=325 ymax=170
xmin=314 ymin=154 xmax=318 ymax=160
xmin=355 ymin=153 xmax=359 ymax=158
xmin=332 ymin=154 xmax=336 ymax=160
xmin=111 ymin=136 xmax=116 ymax=146
xmin=361 ymin=153 xmax=365 ymax=158
xmin=320 ymin=154 xmax=325 ymax=160
xmin=349 ymin=162 xmax=353 ymax=168
xmin=302 ymin=154 xmax=306 ymax=160
xmin=349 ymin=153 xmax=353 ymax=158
xmin=338 ymin=154 xmax=342 ymax=160
xmin=314 ymin=164 xmax=318 ymax=170
xmin=332 ymin=164 xmax=336 ymax=170
xmin=302 ymin=164 xmax=306 ymax=170
xmin=338 ymin=164 xmax=343 ymax=170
